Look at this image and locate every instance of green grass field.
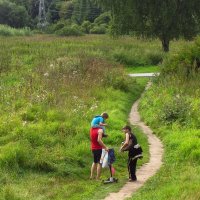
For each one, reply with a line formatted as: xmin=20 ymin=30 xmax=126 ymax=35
xmin=131 ymin=39 xmax=200 ymax=200
xmin=0 ymin=34 xmax=151 ymax=200
xmin=0 ymin=34 xmax=197 ymax=200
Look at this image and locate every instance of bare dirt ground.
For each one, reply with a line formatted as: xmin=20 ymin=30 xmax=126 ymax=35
xmin=104 ymin=83 xmax=164 ymax=200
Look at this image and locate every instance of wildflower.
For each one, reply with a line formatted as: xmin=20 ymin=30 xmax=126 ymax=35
xmin=73 ymin=70 xmax=78 ymax=75
xmin=73 ymin=96 xmax=78 ymax=100
xmin=44 ymin=72 xmax=49 ymax=77
xmin=23 ymin=121 xmax=27 ymax=126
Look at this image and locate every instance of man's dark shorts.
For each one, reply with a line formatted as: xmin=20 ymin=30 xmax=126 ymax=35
xmin=92 ymin=149 xmax=102 ymax=163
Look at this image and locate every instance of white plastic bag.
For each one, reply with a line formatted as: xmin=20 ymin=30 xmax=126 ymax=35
xmin=100 ymin=149 xmax=108 ymax=168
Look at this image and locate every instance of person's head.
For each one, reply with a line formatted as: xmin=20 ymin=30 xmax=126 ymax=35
xmin=101 ymin=112 xmax=109 ymax=120
xmin=122 ymin=125 xmax=131 ymax=133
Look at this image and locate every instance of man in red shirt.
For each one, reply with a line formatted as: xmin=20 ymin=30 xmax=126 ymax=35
xmin=90 ymin=128 xmax=109 ymax=180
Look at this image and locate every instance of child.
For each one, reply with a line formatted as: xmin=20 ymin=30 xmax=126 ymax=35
xmin=91 ymin=112 xmax=109 ymax=137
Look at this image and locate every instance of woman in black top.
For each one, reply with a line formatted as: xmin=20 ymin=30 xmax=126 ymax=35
xmin=120 ymin=125 xmax=138 ymax=181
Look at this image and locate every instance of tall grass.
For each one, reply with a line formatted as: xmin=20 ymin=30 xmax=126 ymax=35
xmin=0 ymin=34 xmax=192 ymax=199
xmin=133 ymin=37 xmax=200 ymax=200
xmin=0 ymin=35 xmax=149 ymax=199
xmin=0 ymin=25 xmax=32 ymax=36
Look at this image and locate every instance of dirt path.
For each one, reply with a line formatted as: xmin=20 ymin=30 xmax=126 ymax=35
xmin=128 ymin=72 xmax=160 ymax=77
xmin=104 ymin=82 xmax=164 ymax=200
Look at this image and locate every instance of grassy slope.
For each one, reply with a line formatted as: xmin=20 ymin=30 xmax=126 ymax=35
xmin=130 ymin=81 xmax=200 ymax=198
xmin=0 ymin=35 xmax=150 ymax=200
xmin=0 ymin=35 xmax=193 ymax=200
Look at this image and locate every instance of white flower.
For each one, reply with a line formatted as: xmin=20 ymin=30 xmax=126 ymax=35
xmin=73 ymin=96 xmax=78 ymax=100
xmin=73 ymin=71 xmax=78 ymax=75
xmin=44 ymin=72 xmax=49 ymax=77
xmin=23 ymin=121 xmax=27 ymax=126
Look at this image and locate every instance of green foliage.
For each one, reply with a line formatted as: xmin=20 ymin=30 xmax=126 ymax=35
xmin=0 ymin=0 xmax=104 ymax=30
xmin=90 ymin=24 xmax=107 ymax=34
xmin=112 ymin=41 xmax=164 ymax=66
xmin=136 ymin=35 xmax=200 ymax=200
xmin=55 ymin=24 xmax=84 ymax=36
xmin=100 ymin=0 xmax=200 ymax=51
xmin=159 ymin=95 xmax=191 ymax=125
xmin=94 ymin=12 xmax=111 ymax=25
xmin=0 ymin=24 xmax=32 ymax=36
xmin=0 ymin=35 xmax=149 ymax=199
xmin=0 ymin=0 xmax=29 ymax=28
xmin=46 ymin=20 xmax=84 ymax=36
xmin=161 ymin=36 xmax=200 ymax=78
xmin=81 ymin=12 xmax=110 ymax=34
xmin=81 ymin=20 xmax=91 ymax=33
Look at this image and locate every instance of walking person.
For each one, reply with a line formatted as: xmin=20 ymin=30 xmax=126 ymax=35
xmin=90 ymin=127 xmax=109 ymax=180
xmin=120 ymin=125 xmax=141 ymax=182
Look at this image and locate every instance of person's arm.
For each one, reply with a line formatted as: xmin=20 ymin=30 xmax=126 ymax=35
xmin=97 ymin=129 xmax=109 ymax=151
xmin=99 ymin=122 xmax=107 ymax=126
xmin=99 ymin=117 xmax=107 ymax=126
xmin=120 ymin=133 xmax=129 ymax=151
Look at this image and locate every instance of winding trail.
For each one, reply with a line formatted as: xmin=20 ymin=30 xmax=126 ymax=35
xmin=104 ymin=82 xmax=164 ymax=200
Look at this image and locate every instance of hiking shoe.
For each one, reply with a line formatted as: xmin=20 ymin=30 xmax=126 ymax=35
xmin=128 ymin=178 xmax=137 ymax=182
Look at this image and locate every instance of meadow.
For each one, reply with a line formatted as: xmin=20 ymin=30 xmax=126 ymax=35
xmin=0 ymin=34 xmax=152 ymax=200
xmin=132 ymin=37 xmax=200 ymax=200
xmin=0 ymin=34 xmax=196 ymax=200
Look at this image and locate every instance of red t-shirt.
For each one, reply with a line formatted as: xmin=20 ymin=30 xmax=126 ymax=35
xmin=90 ymin=128 xmax=102 ymax=150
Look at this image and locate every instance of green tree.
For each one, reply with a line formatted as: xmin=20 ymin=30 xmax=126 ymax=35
xmin=59 ymin=1 xmax=74 ymax=20
xmin=97 ymin=0 xmax=200 ymax=52
xmin=72 ymin=0 xmax=101 ymax=24
xmin=0 ymin=0 xmax=29 ymax=28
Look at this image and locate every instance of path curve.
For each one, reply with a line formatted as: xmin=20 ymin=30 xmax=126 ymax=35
xmin=104 ymin=82 xmax=164 ymax=200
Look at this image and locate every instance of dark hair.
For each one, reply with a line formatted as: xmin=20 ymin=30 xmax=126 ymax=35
xmin=122 ymin=125 xmax=131 ymax=131
xmin=101 ymin=112 xmax=109 ymax=119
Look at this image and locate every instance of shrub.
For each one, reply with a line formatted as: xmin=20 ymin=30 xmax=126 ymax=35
xmin=56 ymin=24 xmax=83 ymax=36
xmin=147 ymin=51 xmax=163 ymax=65
xmin=0 ymin=25 xmax=32 ymax=36
xmin=94 ymin=12 xmax=111 ymax=25
xmin=112 ymin=47 xmax=164 ymax=66
xmin=90 ymin=24 xmax=107 ymax=34
xmin=46 ymin=20 xmax=70 ymax=34
xmin=159 ymin=95 xmax=191 ymax=125
xmin=81 ymin=21 xmax=92 ymax=34
xmin=161 ymin=36 xmax=200 ymax=78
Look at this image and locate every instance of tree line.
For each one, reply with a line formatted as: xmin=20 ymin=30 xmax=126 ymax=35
xmin=1 ymin=0 xmax=200 ymax=51
xmin=0 ymin=0 xmax=103 ymax=28
xmin=97 ymin=0 xmax=200 ymax=51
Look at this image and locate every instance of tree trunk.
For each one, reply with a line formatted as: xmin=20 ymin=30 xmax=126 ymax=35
xmin=162 ymin=38 xmax=170 ymax=52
